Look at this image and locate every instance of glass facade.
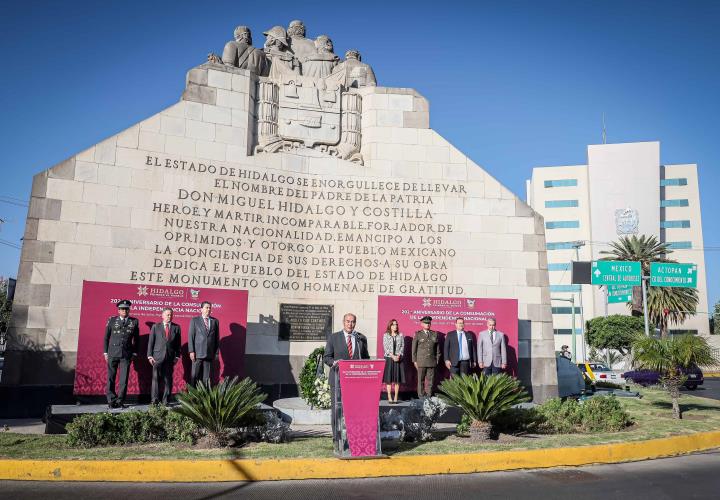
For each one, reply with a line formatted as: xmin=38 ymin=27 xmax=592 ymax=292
xmin=551 ymin=307 xmax=582 ymax=314
xmin=544 ymin=179 xmax=578 ymax=188
xmin=666 ymin=241 xmax=693 ymax=249
xmin=546 ymin=220 xmax=580 ymax=229
xmin=546 ymin=242 xmax=576 ymax=250
xmin=547 ymin=263 xmax=571 ymax=271
xmin=660 ymin=220 xmax=691 ymax=228
xmin=545 ymin=199 xmax=579 ymax=208
xmin=661 ymin=199 xmax=689 ymax=207
xmin=553 ymin=328 xmax=582 ymax=335
xmin=550 ymin=284 xmax=581 ymax=292
xmin=660 ymin=178 xmax=688 ymax=186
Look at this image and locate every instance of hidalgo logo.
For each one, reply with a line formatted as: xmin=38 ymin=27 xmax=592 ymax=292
xmin=190 ymin=289 xmax=200 ymax=299
xmin=422 ymin=297 xmax=432 ymax=307
xmin=466 ymin=299 xmax=475 ymax=308
xmin=137 ymin=285 xmax=148 ymax=297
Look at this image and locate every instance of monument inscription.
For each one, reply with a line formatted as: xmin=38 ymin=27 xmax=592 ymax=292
xmin=278 ymin=303 xmax=333 ymax=341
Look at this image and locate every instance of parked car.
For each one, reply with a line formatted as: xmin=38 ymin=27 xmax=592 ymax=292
xmin=622 ymin=365 xmax=704 ymax=390
xmin=577 ymin=362 xmax=625 ymax=383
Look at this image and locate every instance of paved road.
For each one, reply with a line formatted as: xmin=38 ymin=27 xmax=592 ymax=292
xmin=3 ymin=450 xmax=720 ymax=499
xmin=689 ymin=376 xmax=720 ymax=400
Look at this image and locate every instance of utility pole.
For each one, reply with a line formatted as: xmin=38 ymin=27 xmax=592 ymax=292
xmin=641 ymin=275 xmax=650 ymax=336
xmin=572 ymin=241 xmax=587 ymax=361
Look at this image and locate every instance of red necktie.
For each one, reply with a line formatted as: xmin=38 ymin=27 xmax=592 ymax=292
xmin=204 ymin=317 xmax=210 ymax=331
xmin=165 ymin=324 xmax=170 ymax=340
xmin=346 ymin=333 xmax=353 ymax=358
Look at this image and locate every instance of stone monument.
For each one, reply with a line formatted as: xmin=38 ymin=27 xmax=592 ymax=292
xmin=4 ymin=21 xmax=558 ymax=402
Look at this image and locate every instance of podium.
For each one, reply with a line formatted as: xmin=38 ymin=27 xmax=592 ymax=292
xmin=331 ymin=359 xmax=386 ymax=458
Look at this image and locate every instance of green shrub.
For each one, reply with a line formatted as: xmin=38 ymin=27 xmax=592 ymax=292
xmin=66 ymin=405 xmax=198 ymax=447
xmin=490 ymin=407 xmax=542 ymax=434
xmin=537 ymin=396 xmax=631 ymax=434
xmin=175 ymin=377 xmax=266 ymax=447
xmin=439 ymin=373 xmax=529 ymax=440
xmin=456 ymin=413 xmax=471 ymax=436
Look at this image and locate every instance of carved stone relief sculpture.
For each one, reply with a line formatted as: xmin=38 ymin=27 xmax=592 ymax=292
xmin=210 ymin=21 xmax=377 ymax=165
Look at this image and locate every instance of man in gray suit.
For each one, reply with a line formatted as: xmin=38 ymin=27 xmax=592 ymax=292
xmin=188 ymin=301 xmax=219 ymax=386
xmin=478 ymin=318 xmax=507 ymax=375
xmin=147 ymin=307 xmax=181 ymax=404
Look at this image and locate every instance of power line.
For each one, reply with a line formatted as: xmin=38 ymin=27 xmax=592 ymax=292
xmin=0 ymin=196 xmax=28 ymax=208
xmin=0 ymin=239 xmax=21 ymax=250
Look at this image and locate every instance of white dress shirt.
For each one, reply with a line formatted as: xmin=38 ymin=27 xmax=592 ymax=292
xmin=457 ymin=330 xmax=470 ymax=361
xmin=343 ymin=330 xmax=357 ymax=356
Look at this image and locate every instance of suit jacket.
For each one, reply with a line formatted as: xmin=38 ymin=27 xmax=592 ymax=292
xmin=444 ymin=330 xmax=476 ymax=366
xmin=103 ymin=316 xmax=140 ymax=359
xmin=188 ymin=316 xmax=219 ymax=360
xmin=147 ymin=322 xmax=182 ymax=363
xmin=478 ymin=329 xmax=507 ymax=367
xmin=323 ymin=330 xmax=370 ymax=367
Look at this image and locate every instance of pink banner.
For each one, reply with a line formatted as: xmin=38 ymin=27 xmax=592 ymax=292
xmin=376 ymin=296 xmax=519 ymax=391
xmin=338 ymin=359 xmax=386 ymax=457
xmin=74 ymin=281 xmax=249 ymax=396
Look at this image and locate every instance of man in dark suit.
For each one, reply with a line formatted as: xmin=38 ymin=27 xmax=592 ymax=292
xmin=323 ymin=312 xmax=370 ymax=451
xmin=103 ymin=299 xmax=139 ymax=409
xmin=188 ymin=301 xmax=219 ymax=386
xmin=444 ymin=317 xmax=476 ymax=376
xmin=147 ymin=307 xmax=182 ymax=404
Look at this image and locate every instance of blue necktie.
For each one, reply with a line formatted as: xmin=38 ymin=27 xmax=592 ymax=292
xmin=458 ymin=331 xmax=462 ymax=359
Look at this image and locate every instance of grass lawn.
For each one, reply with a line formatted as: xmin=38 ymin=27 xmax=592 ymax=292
xmin=1 ymin=388 xmax=719 ymax=460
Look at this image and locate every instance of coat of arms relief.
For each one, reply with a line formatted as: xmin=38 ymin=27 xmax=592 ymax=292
xmin=210 ymin=21 xmax=377 ymax=165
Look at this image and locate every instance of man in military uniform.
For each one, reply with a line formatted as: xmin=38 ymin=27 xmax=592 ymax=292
xmin=103 ymin=299 xmax=139 ymax=408
xmin=412 ymin=316 xmax=440 ymax=398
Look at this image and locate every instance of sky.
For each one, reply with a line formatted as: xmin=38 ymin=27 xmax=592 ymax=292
xmin=0 ymin=0 xmax=718 ymax=308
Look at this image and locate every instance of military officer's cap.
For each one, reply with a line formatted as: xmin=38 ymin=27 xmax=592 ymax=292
xmin=116 ymin=300 xmax=132 ymax=309
xmin=420 ymin=316 xmax=432 ymax=323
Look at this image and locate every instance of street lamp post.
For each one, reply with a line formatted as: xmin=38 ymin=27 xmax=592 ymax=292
xmin=572 ymin=241 xmax=587 ymax=360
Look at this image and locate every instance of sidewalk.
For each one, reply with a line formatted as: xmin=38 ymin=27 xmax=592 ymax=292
xmin=0 ymin=419 xmax=45 ymax=435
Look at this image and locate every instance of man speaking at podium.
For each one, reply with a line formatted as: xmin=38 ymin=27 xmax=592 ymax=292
xmin=323 ymin=313 xmax=370 ymax=449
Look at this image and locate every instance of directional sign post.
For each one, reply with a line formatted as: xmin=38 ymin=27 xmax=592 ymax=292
xmin=650 ymin=262 xmax=697 ymax=288
xmin=607 ymin=284 xmax=633 ymax=304
xmin=591 ymin=261 xmax=642 ymax=286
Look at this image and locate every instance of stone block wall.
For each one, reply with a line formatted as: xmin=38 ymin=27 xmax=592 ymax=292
xmin=5 ymin=62 xmax=558 ymax=401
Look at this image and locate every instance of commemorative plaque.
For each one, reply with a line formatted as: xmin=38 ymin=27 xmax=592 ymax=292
xmin=279 ymin=303 xmax=334 ymax=341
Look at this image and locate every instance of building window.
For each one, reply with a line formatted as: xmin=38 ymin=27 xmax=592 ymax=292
xmin=660 ymin=178 xmax=688 ymax=186
xmin=553 ymin=328 xmax=582 ymax=335
xmin=546 ymin=220 xmax=580 ymax=229
xmin=666 ymin=241 xmax=693 ymax=249
xmin=552 ymin=307 xmax=582 ymax=314
xmin=544 ymin=179 xmax=578 ymax=188
xmin=550 ymin=284 xmax=581 ymax=292
xmin=546 ymin=242 xmax=576 ymax=250
xmin=661 ymin=199 xmax=689 ymax=207
xmin=660 ymin=220 xmax=690 ymax=228
xmin=545 ymin=200 xmax=579 ymax=208
xmin=548 ymin=263 xmax=571 ymax=271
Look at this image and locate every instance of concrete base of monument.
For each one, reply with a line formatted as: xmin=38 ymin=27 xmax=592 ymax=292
xmin=273 ymin=397 xmax=331 ymax=425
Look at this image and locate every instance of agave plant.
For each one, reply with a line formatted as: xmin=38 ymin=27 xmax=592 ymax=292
xmin=439 ymin=373 xmax=529 ymax=440
xmin=631 ymin=335 xmax=717 ymax=419
xmin=175 ymin=377 xmax=266 ymax=446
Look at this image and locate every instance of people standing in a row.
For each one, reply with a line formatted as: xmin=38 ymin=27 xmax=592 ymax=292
xmin=103 ymin=300 xmax=140 ymax=409
xmin=382 ymin=319 xmax=405 ymax=404
xmin=188 ymin=301 xmax=220 ymax=386
xmin=103 ymin=301 xmax=221 ymax=408
xmin=147 ymin=307 xmax=181 ymax=405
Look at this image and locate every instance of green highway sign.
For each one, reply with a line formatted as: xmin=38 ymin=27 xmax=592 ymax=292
xmin=591 ymin=261 xmax=642 ymax=286
xmin=650 ymin=262 xmax=697 ymax=288
xmin=607 ymin=286 xmax=633 ymax=304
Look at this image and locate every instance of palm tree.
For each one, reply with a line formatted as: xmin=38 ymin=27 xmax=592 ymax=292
xmin=439 ymin=373 xmax=529 ymax=440
xmin=601 ymin=235 xmax=698 ymax=337
xmin=647 ymin=286 xmax=699 ymax=337
xmin=631 ymin=335 xmax=717 ymax=419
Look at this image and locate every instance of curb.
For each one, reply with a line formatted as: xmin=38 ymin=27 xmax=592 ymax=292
xmin=2 ymin=430 xmax=720 ymax=482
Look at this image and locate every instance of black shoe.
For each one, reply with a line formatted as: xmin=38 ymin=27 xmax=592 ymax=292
xmin=108 ymin=401 xmax=118 ymax=409
xmin=151 ymin=400 xmax=159 ymax=405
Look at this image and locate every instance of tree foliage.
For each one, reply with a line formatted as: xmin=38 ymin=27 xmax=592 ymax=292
xmin=585 ymin=315 xmax=643 ymax=355
xmin=712 ymin=300 xmax=720 ymax=335
xmin=600 ymin=235 xmax=698 ymax=337
xmin=631 ymin=335 xmax=718 ymax=419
